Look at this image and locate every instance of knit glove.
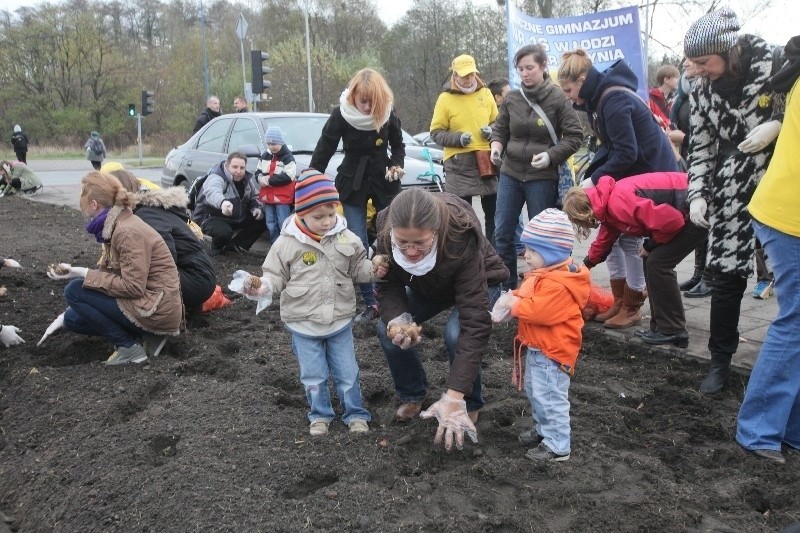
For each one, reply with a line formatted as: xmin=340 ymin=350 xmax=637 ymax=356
xmin=531 ymin=152 xmax=550 ymax=169
xmin=479 ymin=126 xmax=492 ymax=141
xmin=738 ymin=120 xmax=782 ymax=153
xmin=420 ymin=393 xmax=478 ymax=451
xmin=490 ymin=147 xmax=503 ymax=167
xmin=251 ymin=207 xmax=263 ymax=220
xmin=47 ymin=263 xmax=88 ymax=280
xmin=459 ymin=132 xmax=472 ymax=147
xmin=221 ymin=201 xmax=233 ymax=216
xmin=689 ymin=198 xmax=709 ymax=228
xmin=0 ymin=325 xmax=24 ymax=347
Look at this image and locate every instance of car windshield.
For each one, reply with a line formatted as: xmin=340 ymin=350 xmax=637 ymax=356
xmin=261 ymin=116 xmax=335 ymax=153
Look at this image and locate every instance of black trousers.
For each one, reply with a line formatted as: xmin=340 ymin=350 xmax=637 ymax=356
xmin=14 ymin=149 xmax=26 ymax=164
xmin=708 ymin=271 xmax=748 ymax=356
xmin=202 ymin=213 xmax=266 ymax=251
xmin=461 ymin=194 xmax=496 ymax=245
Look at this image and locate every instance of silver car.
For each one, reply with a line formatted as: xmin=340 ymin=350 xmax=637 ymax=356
xmin=162 ymin=112 xmax=444 ymax=192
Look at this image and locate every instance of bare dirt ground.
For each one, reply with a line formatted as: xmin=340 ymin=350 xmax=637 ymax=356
xmin=0 ymin=195 xmax=798 ymax=532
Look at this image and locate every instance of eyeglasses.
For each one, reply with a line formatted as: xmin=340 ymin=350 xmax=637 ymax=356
xmin=390 ymin=234 xmax=436 ymax=254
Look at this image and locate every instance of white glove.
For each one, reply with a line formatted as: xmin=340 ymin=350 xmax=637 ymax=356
xmin=689 ymin=198 xmax=709 ymax=228
xmin=47 ymin=263 xmax=88 ymax=280
xmin=3 ymin=259 xmax=21 ymax=268
xmin=531 ymin=152 xmax=551 ymax=169
xmin=738 ymin=120 xmax=782 ymax=154
xmin=258 ymin=174 xmax=270 ymax=187
xmin=490 ymin=147 xmax=503 ymax=167
xmin=221 ymin=201 xmax=233 ymax=216
xmin=251 ymin=207 xmax=263 ymax=220
xmin=385 ymin=166 xmax=405 ymax=182
xmin=419 ymin=393 xmax=478 ymax=451
xmin=37 ymin=312 xmax=65 ymax=346
xmin=490 ymin=291 xmax=519 ymax=323
xmin=479 ymin=126 xmax=492 ymax=141
xmin=580 ymin=177 xmax=595 ymax=189
xmin=0 ymin=324 xmax=24 ymax=347
xmin=459 ymin=132 xmax=472 ymax=147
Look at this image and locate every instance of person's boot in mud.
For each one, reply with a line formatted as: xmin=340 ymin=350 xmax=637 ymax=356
xmin=699 ymin=352 xmax=732 ymax=394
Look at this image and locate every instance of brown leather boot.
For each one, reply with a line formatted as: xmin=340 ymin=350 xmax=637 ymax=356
xmin=604 ymin=284 xmax=645 ymax=329
xmin=594 ymin=278 xmax=625 ymax=322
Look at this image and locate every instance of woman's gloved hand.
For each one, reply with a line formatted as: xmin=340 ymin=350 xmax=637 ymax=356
xmin=47 ymin=263 xmax=88 ymax=280
xmin=479 ymin=126 xmax=492 ymax=141
xmin=0 ymin=324 xmax=24 ymax=347
xmin=386 ymin=312 xmax=422 ymax=349
xmin=420 ymin=392 xmax=478 ymax=451
xmin=459 ymin=132 xmax=472 ymax=147
xmin=2 ymin=258 xmax=21 ymax=268
xmin=490 ymin=147 xmax=503 ymax=167
xmin=689 ymin=198 xmax=709 ymax=228
xmin=37 ymin=312 xmax=65 ymax=346
xmin=738 ymin=120 xmax=782 ymax=153
xmin=531 ymin=152 xmax=551 ymax=169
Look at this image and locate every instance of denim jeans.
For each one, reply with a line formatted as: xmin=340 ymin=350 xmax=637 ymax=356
xmin=377 ymin=285 xmax=502 ymax=412
xmin=62 ymin=278 xmax=144 ymax=348
xmin=495 ymin=174 xmax=557 ymax=288
xmin=524 ymin=348 xmax=571 ymax=455
xmin=290 ymin=324 xmax=371 ymax=425
xmin=263 ymin=203 xmax=292 ymax=244
xmin=342 ymin=202 xmax=376 ymax=307
xmin=605 ymin=235 xmax=646 ymax=291
xmin=515 ymin=213 xmax=526 ymax=255
xmin=736 ymin=221 xmax=800 ymax=451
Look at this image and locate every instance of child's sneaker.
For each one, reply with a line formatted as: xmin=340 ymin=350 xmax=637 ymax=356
xmin=753 ymin=280 xmax=774 ymax=300
xmin=309 ymin=420 xmax=329 ymax=436
xmin=518 ymin=429 xmax=544 ymax=445
xmin=348 ymin=419 xmax=369 ymax=434
xmin=525 ymin=443 xmax=570 ymax=462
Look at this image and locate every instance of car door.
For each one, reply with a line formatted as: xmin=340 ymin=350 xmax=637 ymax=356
xmin=187 ymin=117 xmax=235 ymax=181
xmin=227 ymin=117 xmax=264 ymax=173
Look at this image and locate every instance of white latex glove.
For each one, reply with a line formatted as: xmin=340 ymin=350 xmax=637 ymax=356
xmin=0 ymin=324 xmax=24 ymax=347
xmin=384 ymin=166 xmax=405 ymax=182
xmin=689 ymin=198 xmax=709 ymax=228
xmin=531 ymin=152 xmax=551 ymax=169
xmin=251 ymin=207 xmax=263 ymax=220
xmin=419 ymin=392 xmax=478 ymax=451
xmin=490 ymin=291 xmax=519 ymax=323
xmin=221 ymin=201 xmax=233 ymax=217
xmin=386 ymin=312 xmax=422 ymax=350
xmin=47 ymin=263 xmax=88 ymax=280
xmin=580 ymin=177 xmax=595 ymax=189
xmin=738 ymin=120 xmax=782 ymax=154
xmin=3 ymin=259 xmax=21 ymax=268
xmin=490 ymin=147 xmax=503 ymax=167
xmin=37 ymin=312 xmax=65 ymax=346
xmin=479 ymin=126 xmax=492 ymax=141
xmin=459 ymin=132 xmax=472 ymax=147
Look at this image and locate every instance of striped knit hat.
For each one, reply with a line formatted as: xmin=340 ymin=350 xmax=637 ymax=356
xmin=520 ymin=208 xmax=575 ymax=267
xmin=684 ymin=8 xmax=740 ymax=58
xmin=294 ymin=168 xmax=339 ymax=216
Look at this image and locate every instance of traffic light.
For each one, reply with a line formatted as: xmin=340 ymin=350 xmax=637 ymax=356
xmin=127 ymin=103 xmax=136 ymax=117
xmin=251 ymin=50 xmax=272 ymax=94
xmin=141 ymin=90 xmax=154 ymax=116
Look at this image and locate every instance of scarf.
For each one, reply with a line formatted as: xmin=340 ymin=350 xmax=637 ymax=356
xmin=454 ymin=78 xmax=478 ymax=94
xmin=338 ymin=88 xmax=392 ymax=132
xmin=294 ymin=216 xmax=323 ymax=242
xmin=391 ymin=232 xmax=439 ymax=277
xmin=772 ymin=36 xmax=800 ymax=93
xmin=85 ymin=208 xmax=110 ymax=243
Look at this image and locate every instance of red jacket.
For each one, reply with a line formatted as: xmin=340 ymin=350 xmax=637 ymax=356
xmin=586 ymin=173 xmax=689 ymax=266
xmin=648 ymin=88 xmax=671 ymax=131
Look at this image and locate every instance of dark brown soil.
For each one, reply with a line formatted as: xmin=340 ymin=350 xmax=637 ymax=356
xmin=0 ymin=196 xmax=797 ymax=532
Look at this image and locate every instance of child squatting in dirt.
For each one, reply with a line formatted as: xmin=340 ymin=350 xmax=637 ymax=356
xmin=241 ymin=169 xmax=386 ymax=436
xmin=492 ymin=208 xmax=590 ymax=462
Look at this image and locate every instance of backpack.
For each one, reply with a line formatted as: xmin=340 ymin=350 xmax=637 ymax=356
xmin=187 ymin=172 xmax=229 ymax=211
xmin=89 ymin=138 xmax=103 ymax=155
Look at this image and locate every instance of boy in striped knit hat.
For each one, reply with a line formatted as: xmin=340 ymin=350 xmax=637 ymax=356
xmin=249 ymin=168 xmax=381 ymax=436
xmin=491 ymin=208 xmax=590 ymax=461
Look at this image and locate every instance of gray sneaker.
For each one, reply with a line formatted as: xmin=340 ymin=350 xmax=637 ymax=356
xmin=525 ymin=442 xmax=570 ymax=462
xmin=141 ymin=332 xmax=168 ymax=357
xmin=104 ymin=344 xmax=148 ymax=366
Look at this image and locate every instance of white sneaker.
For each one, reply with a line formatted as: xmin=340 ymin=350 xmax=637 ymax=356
xmin=309 ymin=420 xmax=329 ymax=436
xmin=348 ymin=419 xmax=369 ymax=434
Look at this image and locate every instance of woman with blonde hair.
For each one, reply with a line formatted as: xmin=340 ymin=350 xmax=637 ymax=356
xmin=311 ymin=68 xmax=406 ymax=323
xmin=557 ymin=49 xmax=678 ymax=329
xmin=46 ymin=171 xmax=183 ymax=364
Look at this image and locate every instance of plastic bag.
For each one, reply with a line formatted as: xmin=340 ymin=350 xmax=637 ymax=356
xmin=228 ymin=270 xmax=272 ymax=315
xmin=582 ymin=283 xmax=615 ymax=321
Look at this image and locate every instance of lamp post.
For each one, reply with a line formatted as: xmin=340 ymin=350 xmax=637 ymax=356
xmin=200 ymin=0 xmax=210 ymax=101
xmin=303 ymin=4 xmax=314 ymax=112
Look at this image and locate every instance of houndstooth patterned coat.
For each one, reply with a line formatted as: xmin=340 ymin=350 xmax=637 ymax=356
xmin=686 ymin=35 xmax=784 ymax=278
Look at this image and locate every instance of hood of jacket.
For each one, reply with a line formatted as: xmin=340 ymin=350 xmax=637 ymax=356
xmin=283 ymin=213 xmax=348 ymax=244
xmin=577 ymin=60 xmax=639 ymax=112
xmin=136 ymin=186 xmax=189 ymax=210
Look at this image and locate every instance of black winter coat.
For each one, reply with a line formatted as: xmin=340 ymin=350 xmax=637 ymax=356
xmin=193 ymin=107 xmax=222 ymax=134
xmin=310 ymin=106 xmax=405 ymax=209
xmin=11 ymin=132 xmax=28 ymax=151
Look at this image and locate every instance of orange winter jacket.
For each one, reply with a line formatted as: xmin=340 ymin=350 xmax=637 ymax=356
xmin=511 ymin=262 xmax=590 ymax=371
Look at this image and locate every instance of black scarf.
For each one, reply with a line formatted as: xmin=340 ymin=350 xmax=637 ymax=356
xmin=771 ymin=36 xmax=800 ymax=93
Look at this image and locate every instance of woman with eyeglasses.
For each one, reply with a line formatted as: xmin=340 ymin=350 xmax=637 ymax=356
xmin=373 ymin=188 xmax=509 ymax=451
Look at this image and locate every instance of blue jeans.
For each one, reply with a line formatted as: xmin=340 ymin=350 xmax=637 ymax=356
xmin=290 ymin=324 xmax=371 ymax=424
xmin=263 ymin=203 xmax=292 ymax=244
xmin=515 ymin=213 xmax=526 ymax=255
xmin=377 ymin=285 xmax=502 ymax=412
xmin=736 ymin=221 xmax=800 ymax=451
xmin=495 ymin=174 xmax=557 ymax=288
xmin=524 ymin=348 xmax=571 ymax=455
xmin=62 ymin=278 xmax=144 ymax=348
xmin=342 ymin=202 xmax=376 ymax=307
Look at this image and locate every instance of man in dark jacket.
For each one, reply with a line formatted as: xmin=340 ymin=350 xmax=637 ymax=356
xmin=11 ymin=125 xmax=28 ymax=164
xmin=193 ymin=96 xmax=222 ymax=134
xmin=192 ymin=152 xmax=265 ymax=256
xmin=233 ymin=96 xmax=248 ymax=113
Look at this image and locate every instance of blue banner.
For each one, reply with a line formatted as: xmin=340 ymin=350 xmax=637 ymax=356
xmin=505 ymin=5 xmax=647 ymax=100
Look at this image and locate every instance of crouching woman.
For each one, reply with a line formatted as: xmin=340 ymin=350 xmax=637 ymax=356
xmin=47 ymin=171 xmax=183 ymax=364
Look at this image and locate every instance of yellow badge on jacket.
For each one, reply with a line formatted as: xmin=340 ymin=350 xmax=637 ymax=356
xmin=336 ymin=233 xmax=349 ymax=244
xmin=537 ymin=118 xmax=545 ymax=127
xmin=375 ymin=138 xmax=384 ymax=146
xmin=302 ymin=251 xmax=317 ymax=265
xmin=758 ymin=94 xmax=772 ymax=108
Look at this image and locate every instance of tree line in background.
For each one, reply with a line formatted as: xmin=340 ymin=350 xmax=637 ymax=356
xmin=0 ymin=0 xmax=685 ymax=156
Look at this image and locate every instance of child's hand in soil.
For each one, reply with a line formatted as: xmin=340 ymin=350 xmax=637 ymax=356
xmin=420 ymin=392 xmax=478 ymax=451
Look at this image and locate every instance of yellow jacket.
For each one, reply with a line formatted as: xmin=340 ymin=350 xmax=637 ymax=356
xmin=430 ymin=86 xmax=498 ymax=161
xmin=749 ymin=81 xmax=800 ymax=237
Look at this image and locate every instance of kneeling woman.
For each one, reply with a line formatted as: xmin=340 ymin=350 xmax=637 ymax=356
xmin=47 ymin=171 xmax=183 ymax=364
xmin=374 ymin=188 xmax=508 ymax=450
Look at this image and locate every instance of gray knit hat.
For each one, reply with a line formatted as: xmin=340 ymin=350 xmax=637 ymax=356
xmin=684 ymin=8 xmax=740 ymax=58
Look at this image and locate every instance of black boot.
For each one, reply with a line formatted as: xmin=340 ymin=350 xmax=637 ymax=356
xmin=679 ymin=269 xmax=702 ymax=291
xmin=700 ymin=352 xmax=732 ymax=395
xmin=684 ymin=276 xmax=713 ymax=298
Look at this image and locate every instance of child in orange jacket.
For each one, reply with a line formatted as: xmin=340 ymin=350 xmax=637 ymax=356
xmin=492 ymin=208 xmax=590 ymax=462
